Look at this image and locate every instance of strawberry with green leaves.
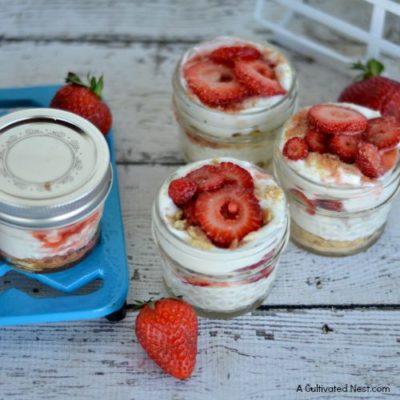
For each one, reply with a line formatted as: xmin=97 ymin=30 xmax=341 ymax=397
xmin=338 ymin=59 xmax=400 ymax=123
xmin=51 ymin=72 xmax=112 ymax=135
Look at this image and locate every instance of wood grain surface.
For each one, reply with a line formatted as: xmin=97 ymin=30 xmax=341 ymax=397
xmin=1 ymin=309 xmax=399 ymax=400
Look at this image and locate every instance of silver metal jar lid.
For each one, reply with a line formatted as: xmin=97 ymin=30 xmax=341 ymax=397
xmin=0 ymin=108 xmax=112 ymax=229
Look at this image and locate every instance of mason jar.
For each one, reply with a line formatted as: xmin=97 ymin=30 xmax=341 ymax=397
xmin=151 ymin=158 xmax=289 ymax=318
xmin=273 ymin=146 xmax=400 ymax=256
xmin=0 ymin=108 xmax=112 ymax=272
xmin=172 ymin=36 xmax=298 ymax=169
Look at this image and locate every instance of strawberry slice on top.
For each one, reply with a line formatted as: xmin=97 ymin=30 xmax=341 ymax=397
xmin=305 ymin=128 xmax=330 ymax=154
xmin=308 ymin=104 xmax=368 ymax=135
xmin=329 ymin=134 xmax=361 ymax=164
xmin=234 ymin=59 xmax=285 ymax=97
xmin=184 ymin=60 xmax=246 ymax=107
xmin=362 ymin=116 xmax=400 ymax=150
xmin=283 ymin=137 xmax=309 ymax=160
xmin=356 ymin=142 xmax=382 ymax=178
xmin=216 ymin=162 xmax=254 ymax=189
xmin=168 ymin=177 xmax=197 ymax=207
xmin=194 ymin=186 xmax=263 ymax=247
xmin=186 ymin=165 xmax=224 ymax=192
xmin=209 ymin=46 xmax=262 ymax=65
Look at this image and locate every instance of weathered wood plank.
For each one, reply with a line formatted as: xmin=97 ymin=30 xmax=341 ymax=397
xmin=0 ymin=42 xmax=351 ymax=164
xmin=0 ymin=0 xmax=264 ymax=42
xmin=118 ymin=164 xmax=400 ymax=306
xmin=0 ymin=309 xmax=399 ymax=399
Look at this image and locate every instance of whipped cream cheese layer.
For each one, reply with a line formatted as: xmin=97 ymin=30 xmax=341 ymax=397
xmin=158 ymin=158 xmax=287 ymax=252
xmin=0 ymin=212 xmax=101 ymax=260
xmin=180 ymin=36 xmax=293 ymax=113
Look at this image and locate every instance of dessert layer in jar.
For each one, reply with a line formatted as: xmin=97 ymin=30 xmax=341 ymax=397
xmin=274 ymin=103 xmax=400 ymax=255
xmin=173 ymin=36 xmax=297 ymax=166
xmin=0 ymin=208 xmax=103 ymax=272
xmin=152 ymin=157 xmax=289 ymax=317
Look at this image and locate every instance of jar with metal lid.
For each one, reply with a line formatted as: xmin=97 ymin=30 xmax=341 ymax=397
xmin=172 ymin=36 xmax=298 ymax=169
xmin=0 ymin=108 xmax=112 ymax=272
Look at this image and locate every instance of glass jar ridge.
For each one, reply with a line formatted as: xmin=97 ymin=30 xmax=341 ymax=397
xmin=172 ymin=37 xmax=298 ymax=168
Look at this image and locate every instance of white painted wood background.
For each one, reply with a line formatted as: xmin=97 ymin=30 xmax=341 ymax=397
xmin=0 ymin=1 xmax=399 ymax=399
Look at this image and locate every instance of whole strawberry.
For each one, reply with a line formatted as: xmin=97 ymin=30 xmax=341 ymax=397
xmin=135 ymin=298 xmax=198 ymax=380
xmin=50 ymin=72 xmax=112 ymax=135
xmin=338 ymin=59 xmax=400 ymax=122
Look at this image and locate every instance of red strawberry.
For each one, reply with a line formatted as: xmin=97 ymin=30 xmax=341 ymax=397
xmin=362 ymin=117 xmax=400 ymax=150
xmin=380 ymin=148 xmax=399 ymax=174
xmin=283 ymin=137 xmax=309 ymax=160
xmin=338 ymin=59 xmax=400 ymax=123
xmin=289 ymin=188 xmax=316 ymax=215
xmin=182 ymin=200 xmax=198 ymax=225
xmin=315 ymin=199 xmax=343 ymax=212
xmin=305 ymin=129 xmax=329 ymax=153
xmin=209 ymin=46 xmax=262 ymax=65
xmin=329 ymin=134 xmax=361 ymax=163
xmin=135 ymin=298 xmax=197 ymax=380
xmin=186 ymin=165 xmax=224 ymax=192
xmin=308 ymin=104 xmax=367 ymax=135
xmin=234 ymin=59 xmax=285 ymax=96
xmin=216 ymin=161 xmax=254 ymax=189
xmin=50 ymin=72 xmax=112 ymax=135
xmin=194 ymin=186 xmax=263 ymax=247
xmin=184 ymin=60 xmax=246 ymax=107
xmin=356 ymin=142 xmax=382 ymax=178
xmin=168 ymin=177 xmax=197 ymax=207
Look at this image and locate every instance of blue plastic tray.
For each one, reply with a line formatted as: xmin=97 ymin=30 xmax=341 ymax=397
xmin=0 ymin=85 xmax=129 ymax=325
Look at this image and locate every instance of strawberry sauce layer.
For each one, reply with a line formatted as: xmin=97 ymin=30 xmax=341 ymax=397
xmin=32 ymin=210 xmax=101 ymax=251
xmin=180 ymin=37 xmax=293 ymax=112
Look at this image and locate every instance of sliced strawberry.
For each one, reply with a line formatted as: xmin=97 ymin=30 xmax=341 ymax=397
xmin=289 ymin=188 xmax=316 ymax=215
xmin=194 ymin=186 xmax=263 ymax=248
xmin=283 ymin=137 xmax=309 ymax=160
xmin=184 ymin=60 xmax=246 ymax=107
xmin=362 ymin=116 xmax=400 ymax=150
xmin=329 ymin=134 xmax=361 ymax=163
xmin=234 ymin=59 xmax=285 ymax=96
xmin=168 ymin=177 xmax=197 ymax=207
xmin=380 ymin=148 xmax=399 ymax=174
xmin=305 ymin=128 xmax=329 ymax=153
xmin=308 ymin=104 xmax=368 ymax=135
xmin=356 ymin=142 xmax=382 ymax=179
xmin=216 ymin=161 xmax=254 ymax=189
xmin=182 ymin=200 xmax=198 ymax=225
xmin=315 ymin=199 xmax=343 ymax=212
xmin=209 ymin=46 xmax=262 ymax=65
xmin=186 ymin=165 xmax=224 ymax=192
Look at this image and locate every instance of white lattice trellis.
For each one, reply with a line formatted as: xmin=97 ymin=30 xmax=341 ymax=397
xmin=255 ymin=0 xmax=400 ymax=69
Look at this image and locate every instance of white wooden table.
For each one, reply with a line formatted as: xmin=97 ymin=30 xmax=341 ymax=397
xmin=0 ymin=1 xmax=399 ymax=399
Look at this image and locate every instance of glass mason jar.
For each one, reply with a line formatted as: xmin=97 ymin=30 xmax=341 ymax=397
xmin=172 ymin=36 xmax=298 ymax=169
xmin=273 ymin=149 xmax=400 ymax=256
xmin=151 ymin=158 xmax=290 ymax=318
xmin=0 ymin=108 xmax=112 ymax=272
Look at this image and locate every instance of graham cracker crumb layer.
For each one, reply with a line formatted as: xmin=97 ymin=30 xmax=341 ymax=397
xmin=291 ymin=221 xmax=384 ymax=256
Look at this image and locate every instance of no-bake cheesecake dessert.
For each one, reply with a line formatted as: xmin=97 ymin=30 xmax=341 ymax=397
xmin=172 ymin=36 xmax=297 ymax=168
xmin=0 ymin=108 xmax=112 ymax=272
xmin=274 ymin=103 xmax=400 ymax=256
xmin=152 ymin=158 xmax=289 ymax=317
